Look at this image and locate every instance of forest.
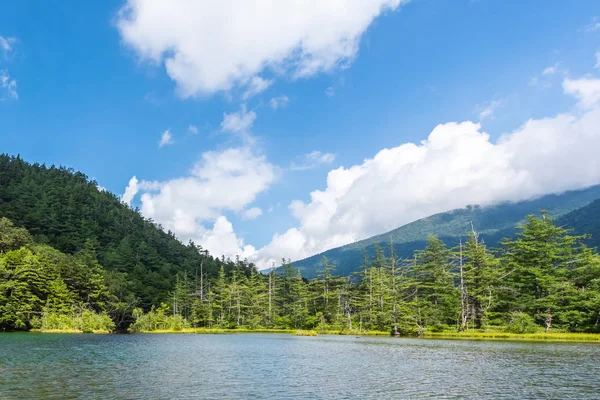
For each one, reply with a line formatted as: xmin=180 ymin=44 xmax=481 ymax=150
xmin=2 ymin=212 xmax=600 ymax=335
xmin=1 ymin=154 xmax=600 ymax=335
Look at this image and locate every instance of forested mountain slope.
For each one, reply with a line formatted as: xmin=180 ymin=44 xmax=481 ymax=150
xmin=290 ymin=186 xmax=600 ymax=278
xmin=558 ymin=199 xmax=600 ymax=250
xmin=0 ymin=155 xmax=253 ymax=310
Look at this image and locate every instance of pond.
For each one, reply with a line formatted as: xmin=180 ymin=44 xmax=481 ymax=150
xmin=1 ymin=333 xmax=599 ymax=399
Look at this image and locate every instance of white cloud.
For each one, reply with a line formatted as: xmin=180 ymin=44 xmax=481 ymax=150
xmin=116 ymin=0 xmax=406 ymax=97
xmin=595 ymin=52 xmax=600 ymax=68
xmin=250 ymin=75 xmax=600 ymax=269
xmin=291 ymin=151 xmax=337 ymax=171
xmin=242 ymin=207 xmax=263 ymax=221
xmin=325 ymin=87 xmax=336 ymax=97
xmin=121 ymin=176 xmax=139 ymax=206
xmin=221 ymin=105 xmax=257 ymax=142
xmin=563 ymin=77 xmax=600 ymax=109
xmin=188 ymin=124 xmax=199 ymax=134
xmin=158 ymin=129 xmax=174 ymax=147
xmin=126 ymin=147 xmax=276 ymax=258
xmin=242 ymin=76 xmax=272 ymax=99
xmin=477 ymin=100 xmax=502 ymax=121
xmin=269 ymin=95 xmax=290 ymax=110
xmin=199 ymin=216 xmax=257 ymax=261
xmin=0 ymin=70 xmax=17 ymax=100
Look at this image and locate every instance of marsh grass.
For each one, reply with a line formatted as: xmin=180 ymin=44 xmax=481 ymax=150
xmin=423 ymin=331 xmax=600 ymax=342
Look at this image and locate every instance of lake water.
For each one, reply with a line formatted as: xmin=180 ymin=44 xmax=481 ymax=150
xmin=1 ymin=333 xmax=599 ymax=399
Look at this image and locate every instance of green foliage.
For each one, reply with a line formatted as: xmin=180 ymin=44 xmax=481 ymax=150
xmin=129 ymin=305 xmax=186 ymax=332
xmin=505 ymin=312 xmax=538 ymax=334
xmin=32 ymin=308 xmax=115 ymax=333
xmin=0 ymin=217 xmax=32 ymax=253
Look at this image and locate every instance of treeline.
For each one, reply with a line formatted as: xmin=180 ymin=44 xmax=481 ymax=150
xmin=2 ymin=212 xmax=600 ymax=334
xmin=0 ymin=217 xmax=255 ymax=332
xmin=131 ymin=213 xmax=600 ymax=334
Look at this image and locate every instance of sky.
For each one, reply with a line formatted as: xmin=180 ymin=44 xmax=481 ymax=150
xmin=2 ymin=0 xmax=600 ymax=269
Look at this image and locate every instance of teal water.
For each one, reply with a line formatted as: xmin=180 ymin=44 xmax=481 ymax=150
xmin=1 ymin=333 xmax=599 ymax=399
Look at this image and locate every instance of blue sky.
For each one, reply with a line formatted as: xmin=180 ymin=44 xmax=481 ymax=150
xmin=2 ymin=0 xmax=600 ymax=268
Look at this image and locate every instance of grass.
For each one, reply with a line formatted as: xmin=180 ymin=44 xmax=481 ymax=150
xmin=30 ymin=328 xmax=112 ymax=334
xmin=127 ymin=327 xmax=390 ymax=336
xmin=27 ymin=327 xmax=600 ymax=342
xmin=423 ymin=330 xmax=600 ymax=343
xmin=295 ymin=330 xmax=318 ymax=336
xmin=137 ymin=328 xmax=294 ymax=334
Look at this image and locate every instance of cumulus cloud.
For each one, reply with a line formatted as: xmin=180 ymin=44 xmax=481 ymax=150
xmin=249 ymin=75 xmax=600 ymax=268
xmin=125 ymin=147 xmax=276 ymax=258
xmin=291 ymin=151 xmax=337 ymax=171
xmin=242 ymin=207 xmax=263 ymax=221
xmin=199 ymin=216 xmax=257 ymax=261
xmin=269 ymin=95 xmax=290 ymax=110
xmin=116 ymin=0 xmax=406 ymax=97
xmin=563 ymin=77 xmax=600 ymax=109
xmin=121 ymin=176 xmax=139 ymax=206
xmin=158 ymin=129 xmax=174 ymax=147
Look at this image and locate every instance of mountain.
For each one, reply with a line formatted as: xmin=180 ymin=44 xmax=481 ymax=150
xmin=557 ymin=199 xmax=600 ymax=250
xmin=0 ymin=155 xmax=253 ymax=309
xmin=290 ymin=186 xmax=600 ymax=278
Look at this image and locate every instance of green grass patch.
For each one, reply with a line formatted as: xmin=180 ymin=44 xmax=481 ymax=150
xmin=30 ymin=328 xmax=112 ymax=334
xmin=423 ymin=330 xmax=600 ymax=343
xmin=295 ymin=330 xmax=318 ymax=336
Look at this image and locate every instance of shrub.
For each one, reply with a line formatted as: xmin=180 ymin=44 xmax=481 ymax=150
xmin=505 ymin=312 xmax=538 ymax=334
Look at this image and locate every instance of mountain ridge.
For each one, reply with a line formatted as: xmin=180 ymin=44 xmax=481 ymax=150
xmin=289 ymin=185 xmax=600 ymax=278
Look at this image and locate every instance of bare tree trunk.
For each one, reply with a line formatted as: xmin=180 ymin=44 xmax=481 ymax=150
xmin=200 ymin=261 xmax=204 ymax=302
xmin=459 ymin=238 xmax=468 ymax=331
xmin=268 ymin=271 xmax=273 ymax=324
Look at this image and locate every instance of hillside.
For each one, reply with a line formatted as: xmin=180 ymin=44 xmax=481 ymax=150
xmin=557 ymin=199 xmax=600 ymax=249
xmin=290 ymin=186 xmax=600 ymax=278
xmin=0 ymin=155 xmax=254 ymax=310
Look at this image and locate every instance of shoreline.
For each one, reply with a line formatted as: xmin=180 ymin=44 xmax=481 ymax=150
xmin=422 ymin=331 xmax=600 ymax=343
xmin=17 ymin=329 xmax=600 ymax=342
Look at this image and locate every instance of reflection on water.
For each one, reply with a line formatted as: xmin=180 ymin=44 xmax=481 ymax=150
xmin=1 ymin=333 xmax=599 ymax=399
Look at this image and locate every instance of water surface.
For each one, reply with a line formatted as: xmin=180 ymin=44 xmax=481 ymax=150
xmin=1 ymin=333 xmax=599 ymax=399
